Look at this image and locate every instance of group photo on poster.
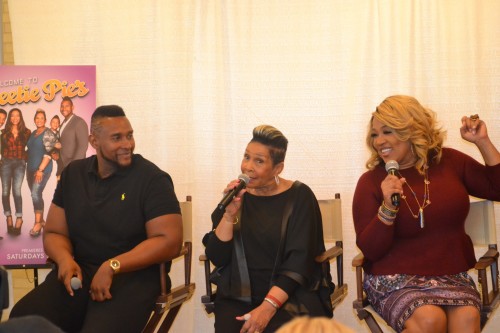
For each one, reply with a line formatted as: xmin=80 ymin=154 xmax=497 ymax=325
xmin=0 ymin=65 xmax=96 ymax=267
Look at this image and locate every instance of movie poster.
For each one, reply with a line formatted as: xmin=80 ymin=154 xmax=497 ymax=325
xmin=0 ymin=65 xmax=96 ymax=267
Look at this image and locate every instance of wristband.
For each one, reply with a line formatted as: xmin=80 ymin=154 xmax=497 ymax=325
xmin=264 ymin=297 xmax=279 ymax=309
xmin=265 ymin=294 xmax=283 ymax=308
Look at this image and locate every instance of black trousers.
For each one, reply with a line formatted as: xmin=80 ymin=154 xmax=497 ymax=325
xmin=214 ymin=298 xmax=294 ymax=333
xmin=10 ymin=264 xmax=160 ymax=333
xmin=0 ymin=315 xmax=64 ymax=333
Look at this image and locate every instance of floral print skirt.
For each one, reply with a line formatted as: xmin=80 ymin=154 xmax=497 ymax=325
xmin=363 ymin=272 xmax=481 ymax=332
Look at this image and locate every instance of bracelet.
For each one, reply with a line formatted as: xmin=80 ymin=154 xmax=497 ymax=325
xmin=378 ymin=206 xmax=396 ymax=220
xmin=381 ymin=201 xmax=398 ymax=215
xmin=265 ymin=294 xmax=283 ymax=308
xmin=264 ymin=297 xmax=279 ymax=309
xmin=225 ymin=216 xmax=239 ymax=224
xmin=377 ymin=212 xmax=395 ymax=225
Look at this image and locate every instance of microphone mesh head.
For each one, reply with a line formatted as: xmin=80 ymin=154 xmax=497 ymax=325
xmin=238 ymin=174 xmax=250 ymax=185
xmin=70 ymin=277 xmax=82 ymax=290
xmin=385 ymin=160 xmax=399 ymax=172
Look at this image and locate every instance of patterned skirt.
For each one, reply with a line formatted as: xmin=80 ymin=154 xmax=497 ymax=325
xmin=363 ymin=272 xmax=481 ymax=332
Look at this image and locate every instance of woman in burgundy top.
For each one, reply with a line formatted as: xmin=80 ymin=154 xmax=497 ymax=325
xmin=353 ymin=95 xmax=500 ymax=333
xmin=1 ymin=108 xmax=31 ymax=236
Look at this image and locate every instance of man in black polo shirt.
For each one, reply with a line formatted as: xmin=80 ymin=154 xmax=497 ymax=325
xmin=10 ymin=105 xmax=183 ymax=333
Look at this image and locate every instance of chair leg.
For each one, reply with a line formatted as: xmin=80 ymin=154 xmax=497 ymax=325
xmin=480 ymin=311 xmax=488 ymax=330
xmin=356 ymin=309 xmax=384 ymax=333
xmin=142 ymin=310 xmax=163 ymax=333
xmin=156 ymin=305 xmax=182 ymax=332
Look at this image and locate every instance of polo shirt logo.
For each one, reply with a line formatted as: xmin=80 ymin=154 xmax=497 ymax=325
xmin=121 ymin=193 xmax=126 ymax=201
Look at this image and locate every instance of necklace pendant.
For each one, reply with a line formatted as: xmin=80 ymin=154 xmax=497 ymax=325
xmin=419 ymin=208 xmax=424 ymax=228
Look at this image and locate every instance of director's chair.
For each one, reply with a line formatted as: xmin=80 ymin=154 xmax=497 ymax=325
xmin=352 ymin=200 xmax=499 ymax=332
xmin=142 ymin=196 xmax=196 ymax=332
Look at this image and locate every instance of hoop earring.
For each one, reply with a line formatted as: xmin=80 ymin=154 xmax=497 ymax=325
xmin=275 ymin=175 xmax=280 ymax=185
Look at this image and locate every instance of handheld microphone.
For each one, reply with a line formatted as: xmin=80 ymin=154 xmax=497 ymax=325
xmin=70 ymin=276 xmax=82 ymax=290
xmin=385 ymin=160 xmax=400 ymax=207
xmin=211 ymin=174 xmax=250 ymax=224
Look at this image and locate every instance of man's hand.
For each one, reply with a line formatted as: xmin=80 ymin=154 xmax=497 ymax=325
xmin=56 ymin=258 xmax=82 ymax=297
xmin=89 ymin=261 xmax=114 ymax=302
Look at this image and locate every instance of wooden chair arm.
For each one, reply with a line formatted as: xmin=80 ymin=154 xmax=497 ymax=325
xmin=314 ymin=242 xmax=347 ymax=310
xmin=351 ymin=252 xmax=369 ymax=309
xmin=315 ymin=246 xmax=342 ymax=263
xmin=475 ymin=248 xmax=498 ymax=270
xmin=481 ymin=248 xmax=499 ymax=260
xmin=156 ymin=283 xmax=196 ymax=311
xmin=475 ymin=256 xmax=496 ymax=270
xmin=352 ymin=252 xmax=365 ymax=267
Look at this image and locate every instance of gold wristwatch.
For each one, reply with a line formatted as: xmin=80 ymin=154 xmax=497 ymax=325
xmin=109 ymin=259 xmax=121 ymax=274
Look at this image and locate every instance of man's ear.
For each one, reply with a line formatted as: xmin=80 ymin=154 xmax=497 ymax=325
xmin=89 ymin=134 xmax=98 ymax=149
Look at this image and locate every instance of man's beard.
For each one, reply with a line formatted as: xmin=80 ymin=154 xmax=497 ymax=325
xmin=100 ymin=149 xmax=133 ymax=169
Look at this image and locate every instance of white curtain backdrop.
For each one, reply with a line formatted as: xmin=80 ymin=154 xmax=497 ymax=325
xmin=7 ymin=1 xmax=499 ymax=332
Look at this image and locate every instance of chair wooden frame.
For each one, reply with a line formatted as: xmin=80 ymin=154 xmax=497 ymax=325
xmin=352 ymin=200 xmax=499 ymax=332
xmin=199 ymin=193 xmax=347 ymax=314
xmin=0 ymin=266 xmax=8 ymax=320
xmin=142 ymin=196 xmax=196 ymax=333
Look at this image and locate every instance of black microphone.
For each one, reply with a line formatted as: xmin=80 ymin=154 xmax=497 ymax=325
xmin=211 ymin=174 xmax=250 ymax=224
xmin=385 ymin=160 xmax=400 ymax=207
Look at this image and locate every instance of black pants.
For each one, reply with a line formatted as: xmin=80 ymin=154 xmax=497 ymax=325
xmin=214 ymin=298 xmax=294 ymax=333
xmin=10 ymin=264 xmax=160 ymax=333
xmin=0 ymin=315 xmax=64 ymax=333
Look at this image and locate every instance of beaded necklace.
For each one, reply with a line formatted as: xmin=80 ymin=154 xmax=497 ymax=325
xmin=397 ymin=166 xmax=431 ymax=228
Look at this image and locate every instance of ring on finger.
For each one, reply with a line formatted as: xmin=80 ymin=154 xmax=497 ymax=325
xmin=470 ymin=114 xmax=479 ymax=121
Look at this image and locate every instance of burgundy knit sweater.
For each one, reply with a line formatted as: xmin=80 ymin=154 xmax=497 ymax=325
xmin=353 ymin=148 xmax=500 ymax=275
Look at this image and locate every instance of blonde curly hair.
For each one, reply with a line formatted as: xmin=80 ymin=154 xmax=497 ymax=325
xmin=365 ymin=95 xmax=446 ymax=175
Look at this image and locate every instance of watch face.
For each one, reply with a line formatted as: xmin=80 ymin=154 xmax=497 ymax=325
xmin=110 ymin=260 xmax=120 ymax=271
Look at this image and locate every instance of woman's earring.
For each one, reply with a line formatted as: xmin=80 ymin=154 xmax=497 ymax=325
xmin=411 ymin=144 xmax=416 ymax=156
xmin=275 ymin=175 xmax=280 ymax=185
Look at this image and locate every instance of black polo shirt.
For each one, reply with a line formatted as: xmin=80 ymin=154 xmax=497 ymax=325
xmin=52 ymin=154 xmax=180 ymax=266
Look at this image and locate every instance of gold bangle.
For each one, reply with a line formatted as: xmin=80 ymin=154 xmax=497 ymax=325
xmin=379 ymin=205 xmax=397 ymax=218
xmin=381 ymin=201 xmax=398 ymax=213
xmin=225 ymin=216 xmax=239 ymax=224
xmin=378 ymin=207 xmax=396 ymax=220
